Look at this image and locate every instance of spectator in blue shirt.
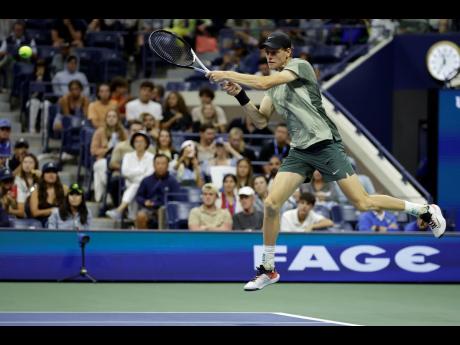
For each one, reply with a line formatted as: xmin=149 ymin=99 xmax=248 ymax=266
xmin=135 ymin=154 xmax=183 ymax=229
xmin=0 ymin=119 xmax=12 ymax=168
xmin=404 ymin=218 xmax=429 ymax=232
xmin=357 ymin=210 xmax=399 ymax=232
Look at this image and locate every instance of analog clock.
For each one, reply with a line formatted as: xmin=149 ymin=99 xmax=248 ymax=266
xmin=426 ymin=40 xmax=460 ymax=82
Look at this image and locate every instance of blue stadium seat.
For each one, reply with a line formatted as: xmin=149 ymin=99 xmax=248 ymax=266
xmin=311 ymin=45 xmax=346 ymax=64
xmin=27 ymin=29 xmax=52 ymax=45
xmin=314 ymin=204 xmax=332 ymax=219
xmin=85 ymin=31 xmax=124 ymax=50
xmin=166 ymin=201 xmax=200 ymax=229
xmin=37 ymin=45 xmax=59 ymax=64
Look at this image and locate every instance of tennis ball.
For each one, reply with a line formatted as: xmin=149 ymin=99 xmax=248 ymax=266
xmin=18 ymin=46 xmax=32 ymax=59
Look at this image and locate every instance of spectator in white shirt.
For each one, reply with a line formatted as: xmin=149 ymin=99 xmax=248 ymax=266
xmin=125 ymin=81 xmax=162 ymax=122
xmin=106 ymin=130 xmax=154 ymax=221
xmin=281 ymin=192 xmax=334 ymax=232
xmin=51 ymin=55 xmax=90 ymax=96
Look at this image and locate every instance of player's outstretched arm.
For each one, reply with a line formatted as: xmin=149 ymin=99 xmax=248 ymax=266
xmin=207 ymin=70 xmax=296 ymax=90
xmin=222 ymin=81 xmax=274 ymax=129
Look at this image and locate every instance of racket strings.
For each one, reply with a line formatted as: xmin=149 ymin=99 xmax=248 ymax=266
xmin=149 ymin=31 xmax=194 ymax=67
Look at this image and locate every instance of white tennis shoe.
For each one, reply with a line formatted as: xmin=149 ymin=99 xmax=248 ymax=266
xmin=244 ymin=265 xmax=280 ymax=291
xmin=421 ymin=204 xmax=446 ymax=238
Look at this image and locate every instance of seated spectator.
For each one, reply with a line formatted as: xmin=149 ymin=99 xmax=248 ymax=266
xmin=161 ymin=91 xmax=193 ymax=132
xmin=51 ymin=19 xmax=86 ymax=48
xmin=201 ymin=137 xmax=238 ymax=178
xmin=53 ymin=79 xmax=90 ymax=132
xmin=135 ymin=154 xmax=182 ymax=229
xmin=236 ymin=157 xmax=253 ymax=190
xmin=0 ymin=167 xmax=20 ymax=219
xmin=193 ymin=103 xmax=226 ymax=133
xmin=87 ymin=83 xmax=118 ymax=128
xmin=140 ymin=112 xmax=160 ymax=142
xmin=196 ymin=123 xmax=217 ymax=163
xmin=50 ymin=42 xmax=72 ymax=78
xmin=258 ymin=123 xmax=290 ymax=172
xmin=29 ymin=162 xmax=68 ymax=227
xmin=0 ymin=20 xmax=37 ymax=90
xmin=301 ymin=170 xmax=339 ymax=205
xmin=188 ymin=183 xmax=232 ymax=231
xmin=152 ymin=84 xmax=165 ymax=105
xmin=217 ymin=173 xmax=241 ymax=217
xmin=0 ymin=119 xmax=12 ymax=166
xmin=106 ymin=131 xmax=154 ymax=221
xmin=404 ymin=218 xmax=429 ymax=232
xmin=48 ymin=183 xmax=92 ymax=230
xmin=153 ymin=129 xmax=178 ymax=161
xmin=228 ymin=127 xmax=257 ymax=162
xmin=110 ymin=76 xmax=131 ymax=118
xmin=13 ymin=153 xmax=40 ymax=218
xmin=281 ymin=192 xmax=334 ymax=232
xmin=125 ymin=81 xmax=162 ymax=122
xmin=52 ymin=55 xmax=89 ymax=96
xmin=8 ymin=138 xmax=28 ymax=172
xmin=266 ymin=155 xmax=282 ymax=190
xmin=357 ymin=210 xmax=399 ymax=232
xmin=169 ymin=140 xmax=205 ymax=188
xmin=232 ymin=186 xmax=263 ymax=231
xmin=191 ymin=87 xmax=228 ymax=130
xmin=252 ymin=175 xmax=269 ymax=213
xmin=91 ymin=109 xmax=127 ymax=202
xmin=227 ymin=115 xmax=273 ymax=146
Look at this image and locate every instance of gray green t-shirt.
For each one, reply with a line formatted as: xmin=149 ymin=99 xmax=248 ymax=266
xmin=266 ymin=58 xmax=341 ymax=149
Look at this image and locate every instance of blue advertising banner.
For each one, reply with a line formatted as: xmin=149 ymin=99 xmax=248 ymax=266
xmin=0 ymin=230 xmax=459 ymax=282
xmin=438 ymin=89 xmax=460 ymax=227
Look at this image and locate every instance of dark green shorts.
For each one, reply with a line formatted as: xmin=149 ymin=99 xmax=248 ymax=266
xmin=278 ymin=140 xmax=355 ymax=183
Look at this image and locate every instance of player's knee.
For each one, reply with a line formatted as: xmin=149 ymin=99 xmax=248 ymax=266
xmin=264 ymin=197 xmax=281 ymax=217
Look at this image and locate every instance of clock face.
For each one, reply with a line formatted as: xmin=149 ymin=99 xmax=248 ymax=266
xmin=426 ymin=41 xmax=460 ymax=81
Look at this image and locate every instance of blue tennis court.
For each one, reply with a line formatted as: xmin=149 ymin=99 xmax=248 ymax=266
xmin=0 ymin=312 xmax=358 ymax=326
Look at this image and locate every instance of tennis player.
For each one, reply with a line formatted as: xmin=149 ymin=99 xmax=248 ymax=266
xmin=206 ymin=31 xmax=446 ymax=291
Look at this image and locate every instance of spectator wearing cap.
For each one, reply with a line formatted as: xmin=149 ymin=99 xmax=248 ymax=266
xmin=106 ymin=131 xmax=154 ymax=221
xmin=281 ymin=192 xmax=334 ymax=232
xmin=191 ymin=87 xmax=228 ymax=131
xmin=52 ymin=55 xmax=90 ymax=97
xmin=188 ymin=183 xmax=232 ymax=231
xmin=0 ymin=167 xmax=21 ymax=219
xmin=201 ymin=137 xmax=238 ymax=178
xmin=125 ymin=81 xmax=162 ymax=122
xmin=48 ymin=183 xmax=92 ymax=230
xmin=169 ymin=140 xmax=204 ymax=188
xmin=13 ymin=153 xmax=40 ymax=218
xmin=29 ymin=162 xmax=68 ymax=227
xmin=7 ymin=138 xmax=29 ymax=172
xmin=135 ymin=154 xmax=182 ymax=229
xmin=0 ymin=119 xmax=12 ymax=168
xmin=232 ymin=186 xmax=263 ymax=231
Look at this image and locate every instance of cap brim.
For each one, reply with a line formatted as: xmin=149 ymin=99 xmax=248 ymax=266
xmin=260 ymin=42 xmax=282 ymax=50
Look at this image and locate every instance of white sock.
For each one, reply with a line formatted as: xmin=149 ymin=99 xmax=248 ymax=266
xmin=262 ymin=245 xmax=276 ymax=270
xmin=404 ymin=201 xmax=429 ymax=217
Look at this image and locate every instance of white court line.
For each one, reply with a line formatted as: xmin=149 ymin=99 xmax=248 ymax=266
xmin=0 ymin=321 xmax=323 ymax=325
xmin=274 ymin=312 xmax=361 ymax=326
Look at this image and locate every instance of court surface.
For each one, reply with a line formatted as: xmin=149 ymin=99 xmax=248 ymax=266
xmin=1 ymin=282 xmax=459 ymax=326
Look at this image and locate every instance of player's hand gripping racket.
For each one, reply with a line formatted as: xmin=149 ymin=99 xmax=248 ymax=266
xmin=148 ymin=29 xmax=227 ymax=86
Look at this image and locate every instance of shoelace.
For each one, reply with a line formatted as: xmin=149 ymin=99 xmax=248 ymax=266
xmin=250 ymin=265 xmax=272 ymax=281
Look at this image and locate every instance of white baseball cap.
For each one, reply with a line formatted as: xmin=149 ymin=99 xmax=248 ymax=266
xmin=180 ymin=140 xmax=196 ymax=150
xmin=238 ymin=186 xmax=255 ymax=196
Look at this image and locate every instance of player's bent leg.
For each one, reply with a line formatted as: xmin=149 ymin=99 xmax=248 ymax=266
xmin=244 ymin=172 xmax=305 ymax=291
xmin=337 ymin=174 xmax=446 ymax=238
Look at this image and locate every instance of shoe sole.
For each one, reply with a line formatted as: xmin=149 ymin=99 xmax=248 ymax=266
xmin=244 ymin=275 xmax=280 ymax=291
xmin=431 ymin=204 xmax=446 ymax=238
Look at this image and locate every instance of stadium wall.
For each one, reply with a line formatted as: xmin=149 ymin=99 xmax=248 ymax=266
xmin=1 ymin=230 xmax=459 ymax=282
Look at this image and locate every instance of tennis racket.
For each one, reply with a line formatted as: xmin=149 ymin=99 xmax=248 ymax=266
xmin=148 ymin=29 xmax=211 ymax=74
